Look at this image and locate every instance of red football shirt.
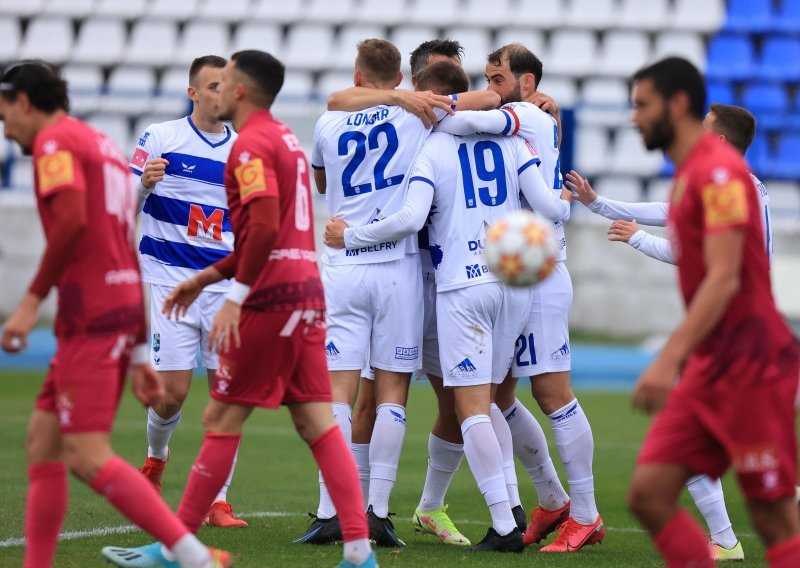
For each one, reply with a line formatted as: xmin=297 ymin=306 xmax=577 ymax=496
xmin=32 ymin=116 xmax=143 ymax=337
xmin=668 ymin=133 xmax=798 ymax=384
xmin=224 ymin=110 xmax=324 ymax=312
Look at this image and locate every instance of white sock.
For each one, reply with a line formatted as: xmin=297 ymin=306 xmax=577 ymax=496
xmin=214 ymin=444 xmax=239 ymax=503
xmin=504 ymin=399 xmax=569 ymax=511
xmin=168 ymin=534 xmax=209 ymax=568
xmin=687 ymin=475 xmax=737 ymax=548
xmin=147 ymin=407 xmax=181 ymax=460
xmin=549 ymin=398 xmax=598 ymax=524
xmin=418 ymin=434 xmax=464 ymax=512
xmin=489 ymin=403 xmax=521 ymax=508
xmin=343 ymin=537 xmax=372 ymax=565
xmin=318 ymin=402 xmax=352 ymax=519
xmin=368 ymin=403 xmax=407 ymax=517
xmin=352 ymin=442 xmax=370 ymax=506
xmin=461 ymin=414 xmax=516 ymax=536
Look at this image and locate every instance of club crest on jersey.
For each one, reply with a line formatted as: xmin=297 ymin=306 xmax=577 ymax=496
xmin=449 ymin=358 xmax=478 ymax=379
xmin=187 ymin=204 xmax=224 ymax=241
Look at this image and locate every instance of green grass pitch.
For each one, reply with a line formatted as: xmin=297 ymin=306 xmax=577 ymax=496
xmin=0 ymin=370 xmax=772 ymax=567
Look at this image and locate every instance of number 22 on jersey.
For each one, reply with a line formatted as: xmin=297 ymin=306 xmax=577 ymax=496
xmin=338 ymin=123 xmax=403 ymax=197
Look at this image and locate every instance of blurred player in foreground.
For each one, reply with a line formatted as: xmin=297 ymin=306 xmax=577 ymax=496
xmin=102 ymin=50 xmax=374 ymax=568
xmin=131 ymin=54 xmax=245 ymax=528
xmin=624 ymin=57 xmax=800 ymax=568
xmin=0 ymin=62 xmax=229 ymax=568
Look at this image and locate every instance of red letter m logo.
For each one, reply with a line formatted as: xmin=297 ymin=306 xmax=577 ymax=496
xmin=188 ymin=204 xmax=224 ymax=241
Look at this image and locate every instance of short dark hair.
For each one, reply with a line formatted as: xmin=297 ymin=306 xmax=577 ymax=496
xmin=708 ymin=103 xmax=756 ymax=155
xmin=189 ymin=55 xmax=226 ymax=86
xmin=409 ymin=39 xmax=464 ymax=78
xmin=487 ymin=44 xmax=544 ymax=88
xmin=230 ymin=50 xmax=284 ymax=107
xmin=0 ymin=61 xmax=69 ymax=113
xmin=355 ymin=39 xmax=401 ymax=85
xmin=414 ymin=61 xmax=470 ymax=96
xmin=631 ymin=57 xmax=706 ymax=120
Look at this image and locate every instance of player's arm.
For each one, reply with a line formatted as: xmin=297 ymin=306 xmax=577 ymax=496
xmin=633 ymin=175 xmax=750 ymax=414
xmin=608 ymin=220 xmax=676 ymax=264
xmin=566 ymin=170 xmax=669 ymax=227
xmin=129 ymin=126 xmax=167 ymax=208
xmin=310 ymin=120 xmax=327 ymax=194
xmin=313 ymin=168 xmax=326 ymax=194
xmin=516 ymin=142 xmax=572 ymax=221
xmin=436 ymin=107 xmax=518 ymax=136
xmin=328 ymin=88 xmax=455 ymax=128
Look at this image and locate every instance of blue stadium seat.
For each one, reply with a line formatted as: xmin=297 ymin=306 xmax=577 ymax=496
xmin=758 ymin=37 xmax=800 ymax=82
xmin=741 ymin=84 xmax=789 ymax=129
xmin=723 ymin=0 xmax=773 ymax=33
xmin=707 ymin=81 xmax=735 ymax=106
xmin=706 ymin=35 xmax=756 ymax=81
xmin=774 ymin=0 xmax=800 ymax=33
xmin=768 ymin=133 xmax=800 ymax=179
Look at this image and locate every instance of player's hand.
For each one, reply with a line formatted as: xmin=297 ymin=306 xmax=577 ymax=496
xmin=565 ymin=170 xmax=598 ymax=206
xmin=141 ymin=158 xmax=169 ymax=190
xmin=631 ymin=354 xmax=680 ymax=414
xmin=526 ymin=91 xmax=560 ymax=118
xmin=163 ymin=277 xmax=202 ymax=320
xmin=1 ymin=293 xmax=40 ymax=353
xmin=608 ymin=219 xmax=639 ymax=243
xmin=130 ymin=363 xmax=165 ymax=407
xmin=324 ymin=217 xmax=349 ymax=249
xmin=208 ymin=300 xmax=241 ymax=354
xmin=398 ymin=90 xmax=454 ymax=129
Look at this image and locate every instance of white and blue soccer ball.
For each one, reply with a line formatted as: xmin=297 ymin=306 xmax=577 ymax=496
xmin=485 ymin=210 xmax=558 ymax=287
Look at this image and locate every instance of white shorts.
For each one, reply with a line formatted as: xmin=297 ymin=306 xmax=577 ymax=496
xmin=323 ymin=254 xmax=423 ymax=372
xmin=511 ymin=261 xmax=573 ymax=378
xmin=149 ymin=283 xmax=226 ymax=371
xmin=438 ymin=282 xmax=533 ymax=388
xmin=421 ymin=272 xmax=442 ymax=378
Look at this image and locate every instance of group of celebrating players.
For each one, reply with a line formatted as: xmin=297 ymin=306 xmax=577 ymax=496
xmin=0 ymin=28 xmax=798 ymax=568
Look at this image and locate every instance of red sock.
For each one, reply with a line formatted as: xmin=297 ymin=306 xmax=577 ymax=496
xmin=767 ymin=535 xmax=800 ymax=568
xmin=654 ymin=508 xmax=715 ymax=568
xmin=311 ymin=426 xmax=368 ymax=542
xmin=89 ymin=456 xmax=188 ymax=548
xmin=176 ymin=433 xmax=241 ymax=533
xmin=24 ymin=461 xmax=67 ymax=568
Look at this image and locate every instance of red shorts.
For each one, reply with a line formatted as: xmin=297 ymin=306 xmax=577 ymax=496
xmin=211 ymin=309 xmax=331 ymax=409
xmin=638 ymin=362 xmax=800 ymax=501
xmin=35 ymin=333 xmax=134 ymax=433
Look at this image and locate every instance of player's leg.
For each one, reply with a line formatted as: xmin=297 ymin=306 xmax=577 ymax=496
xmin=352 ymin=374 xmax=376 ymax=505
xmin=686 ymin=475 xmax=743 ymax=560
xmin=747 ymin=498 xmax=800 ymax=566
xmin=289 ymin=401 xmax=373 ymax=566
xmin=488 ymin=380 xmax=524 ymax=531
xmin=494 ymin=375 xmax=570 ymax=545
xmin=24 ymin=408 xmax=66 ymax=568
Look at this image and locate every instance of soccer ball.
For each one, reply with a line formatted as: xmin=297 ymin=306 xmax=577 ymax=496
xmin=485 ymin=210 xmax=558 ymax=287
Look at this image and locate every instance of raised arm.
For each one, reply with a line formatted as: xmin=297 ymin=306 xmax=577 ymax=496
xmin=327 ymin=88 xmax=454 ymax=128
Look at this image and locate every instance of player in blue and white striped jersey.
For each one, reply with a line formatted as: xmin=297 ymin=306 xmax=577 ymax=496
xmin=128 ymin=55 xmax=245 ymax=529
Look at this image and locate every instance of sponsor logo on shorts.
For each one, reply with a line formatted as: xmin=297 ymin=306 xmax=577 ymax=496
xmin=152 ymin=333 xmax=161 ymax=365
xmin=325 ymin=341 xmax=341 ymax=361
xmin=550 ymin=402 xmax=578 ymax=424
xmin=465 ymin=264 xmax=490 ymax=279
xmin=215 ymin=362 xmax=232 ymax=395
xmin=732 ymin=446 xmax=780 ymax=475
xmin=389 ymin=409 xmax=407 ymax=425
xmin=550 ymin=342 xmax=570 ymax=361
xmin=395 ymin=346 xmax=419 ymax=361
xmin=449 ymin=357 xmax=478 ymax=379
xmin=56 ymin=390 xmax=74 ymax=428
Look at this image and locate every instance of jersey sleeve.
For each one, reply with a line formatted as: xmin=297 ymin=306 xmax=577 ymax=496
xmin=231 ymin=139 xmax=279 ymax=205
xmin=33 ymin=129 xmax=87 ymax=198
xmin=515 ymin=138 xmax=570 ymax=222
xmin=311 ymin=117 xmax=325 ymax=170
xmin=698 ymin=165 xmax=752 ymax=234
xmin=435 ymin=108 xmax=518 ymax=137
xmin=628 ymin=230 xmax=676 ymax=264
xmin=587 ymin=195 xmax=669 ymax=227
xmin=128 ymin=124 xmax=159 ymax=176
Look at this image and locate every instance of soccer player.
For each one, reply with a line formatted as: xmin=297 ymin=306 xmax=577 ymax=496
xmin=434 ymin=43 xmax=603 ymax=552
xmin=624 ymin=57 xmax=800 ymax=568
xmin=0 ymin=62 xmax=229 ymax=568
xmin=131 ymin=55 xmax=245 ymax=528
xmin=101 ymin=50 xmax=374 ymax=568
xmin=319 ymin=38 xmax=499 ymax=548
xmin=326 ymin=60 xmax=573 ymax=552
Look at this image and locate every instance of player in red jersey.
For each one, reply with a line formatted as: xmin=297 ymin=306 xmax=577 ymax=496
xmin=0 ymin=62 xmax=229 ymax=568
xmin=102 ymin=50 xmax=374 ymax=568
xmin=624 ymin=57 xmax=800 ymax=568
